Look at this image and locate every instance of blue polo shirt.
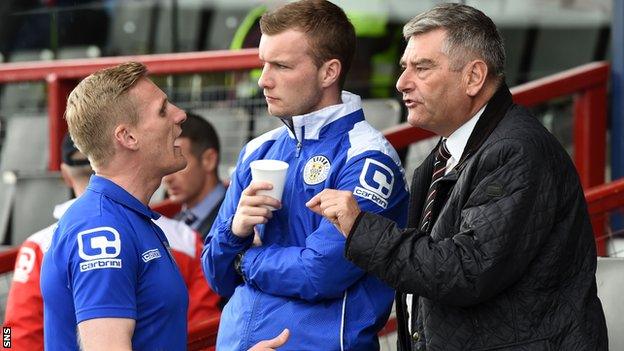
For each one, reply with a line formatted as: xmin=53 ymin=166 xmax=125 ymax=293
xmin=41 ymin=175 xmax=188 ymax=350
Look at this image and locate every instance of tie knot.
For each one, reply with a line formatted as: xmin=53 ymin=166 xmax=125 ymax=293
xmin=437 ymin=140 xmax=451 ymax=162
xmin=181 ymin=210 xmax=197 ymax=226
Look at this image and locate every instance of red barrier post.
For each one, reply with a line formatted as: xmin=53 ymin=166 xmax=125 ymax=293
xmin=47 ymin=75 xmax=77 ymax=171
xmin=574 ymin=84 xmax=608 ymax=255
xmin=574 ymin=85 xmax=608 ymax=189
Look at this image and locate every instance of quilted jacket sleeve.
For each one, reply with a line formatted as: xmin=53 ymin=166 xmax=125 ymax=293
xmin=346 ymin=138 xmax=558 ymax=307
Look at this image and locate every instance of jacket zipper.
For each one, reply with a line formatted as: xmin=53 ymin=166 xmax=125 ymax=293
xmin=283 ymin=118 xmax=303 ymax=158
xmin=296 ymin=141 xmax=302 ymax=157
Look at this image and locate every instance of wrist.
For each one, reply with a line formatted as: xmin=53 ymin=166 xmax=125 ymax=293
xmin=231 ymin=218 xmax=253 ymax=238
xmin=234 ymin=251 xmax=246 ymax=282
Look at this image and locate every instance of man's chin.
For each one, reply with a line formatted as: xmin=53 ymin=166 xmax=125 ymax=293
xmin=267 ymin=106 xmax=288 ymax=118
xmin=167 ymin=195 xmax=185 ymax=204
xmin=165 ymin=160 xmax=187 ymax=176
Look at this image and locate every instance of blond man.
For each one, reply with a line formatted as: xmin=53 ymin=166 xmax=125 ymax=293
xmin=40 ymin=62 xmax=189 ymax=350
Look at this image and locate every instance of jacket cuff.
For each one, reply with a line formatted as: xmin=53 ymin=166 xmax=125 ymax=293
xmin=346 ymin=211 xmax=366 ymax=245
xmin=240 ymin=246 xmax=263 ymax=285
xmin=344 ymin=212 xmax=389 ymax=269
xmin=221 ymin=215 xmax=254 ymax=248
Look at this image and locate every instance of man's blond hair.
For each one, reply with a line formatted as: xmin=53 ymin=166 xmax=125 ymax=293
xmin=65 ymin=62 xmax=147 ymax=169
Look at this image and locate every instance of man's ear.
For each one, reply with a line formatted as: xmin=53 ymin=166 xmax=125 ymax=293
xmin=464 ymin=59 xmax=488 ymax=97
xmin=113 ymin=124 xmax=138 ymax=151
xmin=201 ymin=148 xmax=218 ymax=173
xmin=319 ymin=59 xmax=341 ymax=88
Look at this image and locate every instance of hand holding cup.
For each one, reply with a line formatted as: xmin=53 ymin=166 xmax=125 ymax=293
xmin=231 ymin=160 xmax=288 ymax=238
xmin=250 ymin=160 xmax=289 ymax=210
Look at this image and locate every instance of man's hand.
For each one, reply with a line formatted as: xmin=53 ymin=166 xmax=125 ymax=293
xmin=306 ymin=189 xmax=361 ymax=237
xmin=232 ymin=181 xmax=282 ymax=238
xmin=253 ymin=228 xmax=263 ymax=247
xmin=248 ymin=329 xmax=290 ymax=351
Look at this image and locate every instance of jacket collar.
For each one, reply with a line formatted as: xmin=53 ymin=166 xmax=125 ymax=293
xmin=450 ymin=82 xmax=513 ymax=173
xmin=287 ymin=91 xmax=364 ymax=141
xmin=87 ymin=175 xmax=161 ymax=220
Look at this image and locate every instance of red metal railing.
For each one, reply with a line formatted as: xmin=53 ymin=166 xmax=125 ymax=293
xmin=0 ymin=49 xmax=262 ymax=171
xmin=0 ymin=53 xmax=609 ymax=189
xmin=585 ymin=178 xmax=624 ymax=255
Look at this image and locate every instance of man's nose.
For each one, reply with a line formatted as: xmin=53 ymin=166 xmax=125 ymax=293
xmin=396 ymin=69 xmax=416 ymax=93
xmin=258 ymin=64 xmax=273 ymax=89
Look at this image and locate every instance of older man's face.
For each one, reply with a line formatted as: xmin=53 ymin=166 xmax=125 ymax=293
xmin=396 ymin=29 xmax=472 ymax=137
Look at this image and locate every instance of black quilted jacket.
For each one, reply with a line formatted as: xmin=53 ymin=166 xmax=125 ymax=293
xmin=345 ymin=85 xmax=608 ymax=350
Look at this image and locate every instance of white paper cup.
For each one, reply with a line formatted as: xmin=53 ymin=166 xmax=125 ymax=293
xmin=250 ymin=159 xmax=289 ymax=211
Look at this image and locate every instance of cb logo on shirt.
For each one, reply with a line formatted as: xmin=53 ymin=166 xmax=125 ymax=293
xmin=77 ymin=227 xmax=122 ymax=272
xmin=354 ymin=158 xmax=394 ymax=209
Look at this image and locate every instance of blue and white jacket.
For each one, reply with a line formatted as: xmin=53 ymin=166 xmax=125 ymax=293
xmin=202 ymin=92 xmax=408 ymax=350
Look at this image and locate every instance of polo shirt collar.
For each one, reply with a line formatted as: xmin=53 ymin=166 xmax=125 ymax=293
xmin=87 ymin=175 xmax=160 ymax=220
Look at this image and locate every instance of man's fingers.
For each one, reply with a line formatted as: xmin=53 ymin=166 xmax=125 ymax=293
xmin=305 ymin=193 xmax=321 ymax=209
xmin=238 ymin=205 xmax=274 ymax=218
xmin=242 ymin=181 xmax=274 ymax=196
xmin=305 ymin=197 xmax=323 ymax=215
xmin=240 ymin=194 xmax=282 ymax=210
xmin=248 ymin=329 xmax=290 ymax=350
xmin=266 ymin=329 xmax=290 ymax=347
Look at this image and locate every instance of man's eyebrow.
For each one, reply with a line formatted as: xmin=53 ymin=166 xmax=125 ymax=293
xmin=264 ymin=59 xmax=290 ymax=66
xmin=413 ymin=58 xmax=435 ymax=66
xmin=400 ymin=58 xmax=436 ymax=67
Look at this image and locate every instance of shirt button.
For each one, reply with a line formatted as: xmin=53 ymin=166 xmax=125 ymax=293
xmin=412 ymin=331 xmax=420 ymax=341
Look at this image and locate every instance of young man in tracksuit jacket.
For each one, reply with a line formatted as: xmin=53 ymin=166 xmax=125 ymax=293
xmin=202 ymin=1 xmax=409 ymax=350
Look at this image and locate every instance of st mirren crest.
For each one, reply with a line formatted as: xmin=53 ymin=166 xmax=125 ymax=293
xmin=303 ymin=155 xmax=331 ymax=185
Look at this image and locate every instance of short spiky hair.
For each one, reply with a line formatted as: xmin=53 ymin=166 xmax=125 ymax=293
xmin=404 ymin=3 xmax=505 ymax=81
xmin=65 ymin=61 xmax=147 ymax=169
xmin=260 ymin=0 xmax=355 ymax=88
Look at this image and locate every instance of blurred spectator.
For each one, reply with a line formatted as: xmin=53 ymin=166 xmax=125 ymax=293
xmin=163 ymin=112 xmax=225 ymax=240
xmin=4 ymin=133 xmax=219 ymax=349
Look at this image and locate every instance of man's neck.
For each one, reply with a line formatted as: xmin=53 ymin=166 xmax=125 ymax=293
xmin=443 ymin=81 xmax=499 ymax=137
xmin=97 ymin=159 xmax=162 ymax=205
xmin=309 ymin=87 xmax=342 ymax=114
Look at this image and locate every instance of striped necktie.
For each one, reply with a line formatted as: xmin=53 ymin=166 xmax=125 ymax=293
xmin=181 ymin=210 xmax=198 ymax=226
xmin=420 ymin=140 xmax=451 ymax=232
